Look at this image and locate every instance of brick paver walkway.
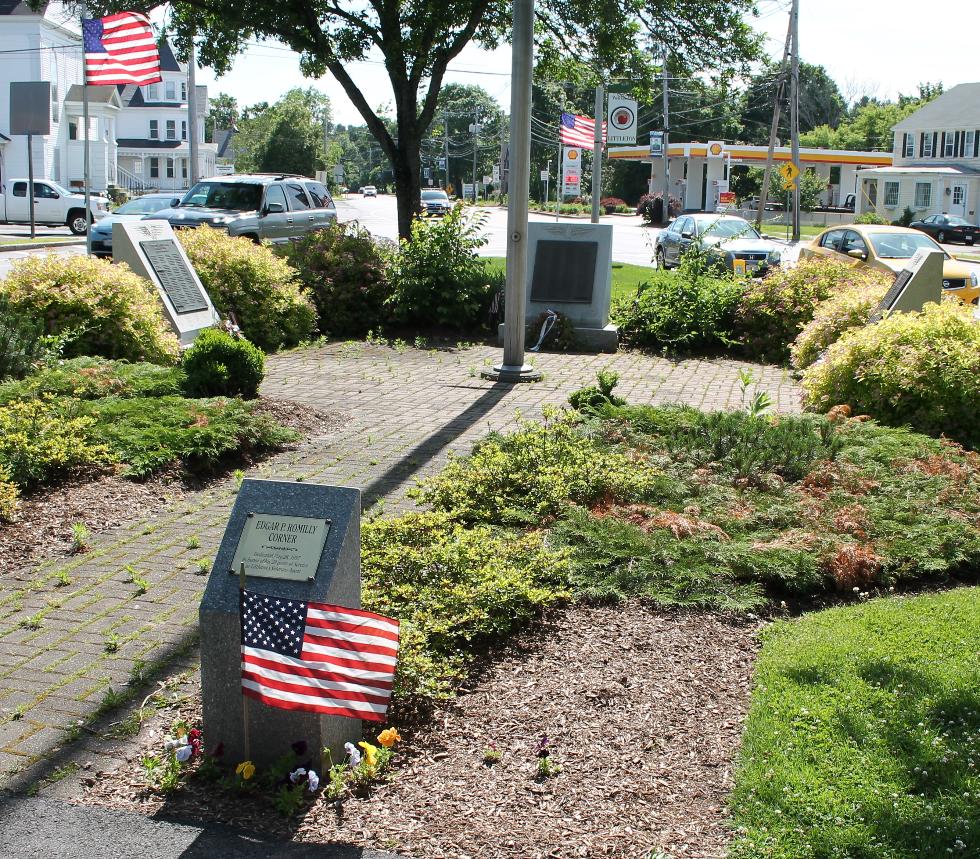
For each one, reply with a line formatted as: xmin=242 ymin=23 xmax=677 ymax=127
xmin=0 ymin=342 xmax=800 ymax=787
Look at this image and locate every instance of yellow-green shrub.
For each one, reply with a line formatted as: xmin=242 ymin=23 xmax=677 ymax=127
xmin=0 ymin=468 xmax=18 ymax=522
xmin=790 ymin=271 xmax=891 ymax=369
xmin=177 ymin=227 xmax=315 ymax=350
xmin=801 ymin=301 xmax=980 ymax=447
xmin=0 ymin=396 xmax=107 ymax=488
xmin=0 ymin=254 xmax=179 ymax=364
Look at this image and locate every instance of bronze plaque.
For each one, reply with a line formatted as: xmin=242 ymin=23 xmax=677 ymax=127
xmin=140 ymin=239 xmax=208 ymax=314
xmin=529 ymin=240 xmax=598 ymax=304
xmin=231 ymin=513 xmax=331 ymax=582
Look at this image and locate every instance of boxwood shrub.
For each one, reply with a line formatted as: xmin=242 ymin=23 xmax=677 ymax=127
xmin=177 ymin=226 xmax=316 ymax=351
xmin=182 ymin=328 xmax=265 ymax=399
xmin=0 ymin=254 xmax=179 ymax=364
xmin=801 ymin=301 xmax=980 ymax=448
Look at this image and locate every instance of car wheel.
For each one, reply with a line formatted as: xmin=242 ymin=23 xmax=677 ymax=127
xmin=67 ymin=211 xmax=88 ymax=235
xmin=656 ymin=246 xmax=669 ymax=269
xmin=937 ymin=231 xmax=946 ymax=243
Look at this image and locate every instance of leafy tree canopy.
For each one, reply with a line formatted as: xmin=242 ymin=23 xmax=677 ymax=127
xmin=234 ymin=88 xmax=333 ymax=177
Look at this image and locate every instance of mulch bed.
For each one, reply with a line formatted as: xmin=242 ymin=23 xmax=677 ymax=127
xmin=0 ymin=398 xmax=341 ymax=580
xmin=77 ymin=603 xmax=761 ymax=858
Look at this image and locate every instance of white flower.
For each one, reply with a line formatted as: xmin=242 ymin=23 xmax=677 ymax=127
xmin=344 ymin=742 xmax=361 ymax=766
xmin=307 ymin=770 xmax=320 ymax=792
xmin=174 ymin=744 xmax=192 ymax=763
xmin=289 ymin=767 xmax=307 ymax=785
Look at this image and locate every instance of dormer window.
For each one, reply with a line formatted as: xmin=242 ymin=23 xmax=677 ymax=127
xmin=166 ymin=80 xmax=176 ymax=100
xmin=146 ymin=83 xmax=160 ymax=100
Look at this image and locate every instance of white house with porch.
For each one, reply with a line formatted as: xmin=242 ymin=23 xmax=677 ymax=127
xmin=852 ymin=83 xmax=980 ymax=226
xmin=0 ymin=1 xmax=214 ymax=195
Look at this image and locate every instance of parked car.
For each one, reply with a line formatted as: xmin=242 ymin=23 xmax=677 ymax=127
xmin=801 ymin=224 xmax=979 ymax=305
xmin=362 ymin=185 xmax=377 ymax=197
xmin=909 ymin=213 xmax=977 ymax=246
xmin=741 ymin=195 xmax=781 ymax=212
xmin=0 ymin=179 xmax=109 ymax=235
xmin=88 ymin=192 xmax=180 ymax=257
xmin=145 ymin=174 xmax=336 ymax=243
xmin=655 ymin=213 xmax=783 ymax=275
xmin=420 ymin=188 xmax=451 ymax=216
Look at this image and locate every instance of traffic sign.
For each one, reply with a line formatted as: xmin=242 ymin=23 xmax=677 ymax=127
xmin=779 ymin=162 xmax=800 ymax=183
xmin=782 ymin=178 xmax=796 ymax=191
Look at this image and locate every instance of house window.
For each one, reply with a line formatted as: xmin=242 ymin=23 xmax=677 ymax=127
xmin=966 ymin=131 xmax=976 ymax=158
xmin=166 ymin=158 xmax=175 ymax=179
xmin=166 ymin=120 xmax=176 ymax=140
xmin=903 ymin=134 xmax=913 ymax=158
xmin=51 ymin=81 xmax=59 ymax=122
xmin=68 ymin=121 xmax=77 ymax=141
xmin=914 ymin=182 xmax=931 ymax=209
xmin=922 ymin=134 xmax=933 ymax=157
xmin=181 ymin=82 xmax=187 ymax=101
xmin=146 ymin=83 xmax=160 ymax=100
xmin=165 ymin=80 xmax=176 ymax=100
xmin=884 ymin=182 xmax=900 ymax=208
xmin=944 ymin=133 xmax=955 ymax=158
xmin=149 ymin=157 xmax=160 ymax=178
xmin=181 ymin=158 xmax=188 ymax=179
xmin=181 ymin=121 xmax=187 ymax=141
xmin=149 ymin=119 xmax=159 ymax=139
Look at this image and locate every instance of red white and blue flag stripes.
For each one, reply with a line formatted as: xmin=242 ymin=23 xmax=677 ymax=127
xmin=81 ymin=12 xmax=162 ymax=86
xmin=559 ymin=112 xmax=607 ymax=150
xmin=240 ymin=588 xmax=400 ymax=722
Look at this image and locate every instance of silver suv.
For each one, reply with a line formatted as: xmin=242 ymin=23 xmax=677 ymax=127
xmin=146 ymin=174 xmax=336 ymax=242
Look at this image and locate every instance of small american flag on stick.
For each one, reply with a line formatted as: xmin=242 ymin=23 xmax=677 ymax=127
xmin=81 ymin=12 xmax=162 ymax=86
xmin=240 ymin=588 xmax=400 ymax=722
xmin=560 ymin=112 xmax=607 ymax=150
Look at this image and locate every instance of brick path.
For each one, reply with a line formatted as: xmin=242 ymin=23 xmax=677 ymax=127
xmin=0 ymin=342 xmax=800 ymax=788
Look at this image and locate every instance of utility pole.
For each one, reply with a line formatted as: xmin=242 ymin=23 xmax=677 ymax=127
xmin=756 ymin=13 xmax=792 ymax=230
xmin=591 ymin=80 xmax=604 ymax=223
xmin=471 ymin=110 xmax=480 ymax=202
xmin=187 ymin=37 xmax=200 ymax=185
xmin=483 ymin=0 xmax=538 ymax=382
xmin=544 ymin=158 xmax=550 ymax=210
xmin=661 ymin=55 xmax=670 ymax=226
xmin=790 ymin=0 xmax=801 ymax=241
xmin=443 ymin=114 xmax=450 ymax=190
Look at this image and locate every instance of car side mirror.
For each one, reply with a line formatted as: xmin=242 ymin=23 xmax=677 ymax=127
xmin=847 ymin=248 xmax=867 ymax=260
xmin=265 ymin=202 xmax=285 ymax=214
xmin=681 ymin=230 xmax=694 ymax=239
xmin=170 ymin=197 xmax=180 ymax=207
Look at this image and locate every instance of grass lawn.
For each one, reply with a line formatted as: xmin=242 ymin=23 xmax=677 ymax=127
xmin=729 ymin=588 xmax=980 ymax=859
xmin=484 ymin=256 xmax=655 ymax=303
xmin=0 ymin=236 xmax=80 ymax=246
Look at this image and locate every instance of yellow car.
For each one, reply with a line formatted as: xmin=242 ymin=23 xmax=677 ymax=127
xmin=801 ymin=224 xmax=979 ymax=305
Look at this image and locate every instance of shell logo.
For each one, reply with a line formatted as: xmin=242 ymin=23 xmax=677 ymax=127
xmin=567 ymin=149 xmax=579 ymax=161
xmin=708 ymin=142 xmax=724 ymax=157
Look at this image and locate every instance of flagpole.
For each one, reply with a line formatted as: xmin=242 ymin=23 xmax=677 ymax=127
xmin=80 ymin=3 xmax=92 ymax=243
xmin=556 ymin=143 xmax=562 ymax=222
xmin=238 ymin=562 xmax=251 ymax=762
xmin=187 ymin=34 xmax=199 ymax=185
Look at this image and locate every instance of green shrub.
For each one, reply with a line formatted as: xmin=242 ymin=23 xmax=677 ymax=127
xmin=0 ymin=294 xmax=51 ymax=381
xmin=0 ymin=397 xmax=107 ymax=488
xmin=0 ymin=467 xmax=19 ymax=522
xmin=892 ymin=205 xmax=916 ymax=227
xmin=362 ymin=512 xmax=570 ymax=704
xmin=177 ymin=226 xmax=316 ymax=350
xmin=733 ymin=256 xmax=858 ymax=363
xmin=801 ymin=301 xmax=980 ymax=448
xmin=611 ymin=266 xmax=741 ymax=352
xmin=600 ymin=196 xmax=627 ymax=214
xmin=182 ymin=328 xmax=265 ymax=399
xmin=87 ymin=395 xmax=297 ymax=478
xmin=388 ymin=206 xmax=501 ymax=329
xmin=0 ymin=254 xmax=179 ymax=364
xmin=568 ymin=368 xmax=625 ymax=412
xmin=281 ymin=221 xmax=392 ymax=338
xmin=790 ymin=273 xmax=890 ymax=369
xmin=635 ymin=192 xmax=682 ymax=223
xmin=854 ymin=211 xmax=887 ymax=225
xmin=0 ymin=357 xmax=185 ymax=405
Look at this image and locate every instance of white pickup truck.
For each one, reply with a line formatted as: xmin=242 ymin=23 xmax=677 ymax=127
xmin=0 ymin=179 xmax=110 ymax=234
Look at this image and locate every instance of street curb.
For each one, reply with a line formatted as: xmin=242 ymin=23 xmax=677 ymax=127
xmin=0 ymin=239 xmax=86 ymax=253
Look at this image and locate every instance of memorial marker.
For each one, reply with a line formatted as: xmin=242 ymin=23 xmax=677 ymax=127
xmin=869 ymin=248 xmax=943 ymax=323
xmin=112 ymin=219 xmax=220 ymax=346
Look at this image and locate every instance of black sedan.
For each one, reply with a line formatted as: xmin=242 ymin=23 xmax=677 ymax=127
xmin=910 ymin=213 xmax=977 ymax=246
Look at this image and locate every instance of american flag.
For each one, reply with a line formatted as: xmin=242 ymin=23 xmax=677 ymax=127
xmin=81 ymin=12 xmax=162 ymax=86
xmin=240 ymin=588 xmax=399 ymax=722
xmin=560 ymin=112 xmax=607 ymax=150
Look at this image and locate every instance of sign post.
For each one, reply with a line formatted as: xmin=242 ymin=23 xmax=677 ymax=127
xmin=9 ymin=82 xmax=51 ymax=240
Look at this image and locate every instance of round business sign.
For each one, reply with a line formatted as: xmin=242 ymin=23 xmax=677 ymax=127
xmin=567 ymin=149 xmax=579 ymax=161
xmin=611 ymin=107 xmax=635 ymax=130
xmin=708 ymin=142 xmax=724 ymax=157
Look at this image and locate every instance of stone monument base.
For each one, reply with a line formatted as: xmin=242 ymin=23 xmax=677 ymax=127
xmin=498 ymin=322 xmax=619 ymax=353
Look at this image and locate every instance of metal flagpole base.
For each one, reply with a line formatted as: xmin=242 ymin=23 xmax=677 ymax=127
xmin=481 ymin=362 xmax=541 ymax=383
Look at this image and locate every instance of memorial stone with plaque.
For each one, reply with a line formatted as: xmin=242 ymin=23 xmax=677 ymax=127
xmin=112 ymin=219 xmax=220 ymax=346
xmin=200 ymin=478 xmax=361 ymax=767
xmin=498 ymin=222 xmax=618 ymax=351
xmin=869 ymin=248 xmax=944 ymax=323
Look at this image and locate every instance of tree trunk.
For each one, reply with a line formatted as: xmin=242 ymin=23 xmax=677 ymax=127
xmin=391 ymin=141 xmax=422 ymax=240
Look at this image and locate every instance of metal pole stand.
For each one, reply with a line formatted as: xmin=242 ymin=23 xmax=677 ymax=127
xmin=482 ymin=0 xmax=540 ymax=384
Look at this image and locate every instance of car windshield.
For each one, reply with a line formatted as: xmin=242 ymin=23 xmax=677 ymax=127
xmin=180 ymin=182 xmax=263 ymax=211
xmin=868 ymin=232 xmax=950 ymax=259
xmin=422 ymin=190 xmax=448 ymax=201
xmin=699 ymin=218 xmax=760 ymax=240
xmin=114 ymin=197 xmax=172 ymax=215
